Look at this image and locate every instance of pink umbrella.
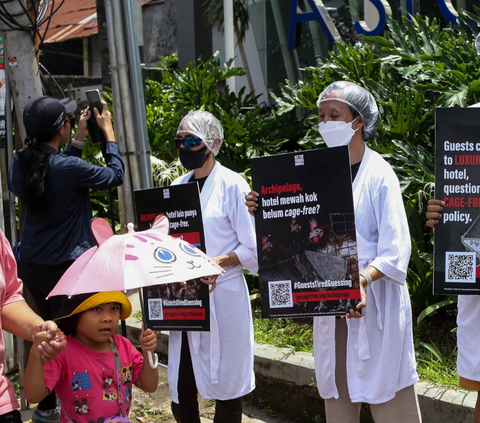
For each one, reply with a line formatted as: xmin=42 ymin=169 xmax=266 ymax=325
xmin=48 ymin=215 xmax=223 ymax=367
xmin=48 ymin=215 xmax=223 ymax=297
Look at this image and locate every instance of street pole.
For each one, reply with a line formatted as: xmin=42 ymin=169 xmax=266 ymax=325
xmin=110 ymin=0 xmax=142 ymax=193
xmin=123 ymin=0 xmax=152 ymax=189
xmin=104 ymin=0 xmax=135 ymax=229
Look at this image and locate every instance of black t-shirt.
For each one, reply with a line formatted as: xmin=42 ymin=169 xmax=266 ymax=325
xmin=189 ymin=175 xmax=208 ymax=192
xmin=351 ymin=161 xmax=361 ymax=182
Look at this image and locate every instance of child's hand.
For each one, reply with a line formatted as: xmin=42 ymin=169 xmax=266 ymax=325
xmin=200 ymin=275 xmax=217 ymax=293
xmin=33 ymin=321 xmax=67 ymax=362
xmin=139 ymin=327 xmax=158 ymax=353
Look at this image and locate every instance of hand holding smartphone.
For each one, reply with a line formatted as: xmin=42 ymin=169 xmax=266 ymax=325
xmin=85 ymin=89 xmax=106 ymax=146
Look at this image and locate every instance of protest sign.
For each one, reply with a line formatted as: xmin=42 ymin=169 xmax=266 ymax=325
xmin=134 ymin=183 xmax=210 ymax=330
xmin=251 ymin=147 xmax=360 ymax=318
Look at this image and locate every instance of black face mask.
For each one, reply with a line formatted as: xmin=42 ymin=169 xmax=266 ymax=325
xmin=179 ymin=146 xmax=210 ymax=170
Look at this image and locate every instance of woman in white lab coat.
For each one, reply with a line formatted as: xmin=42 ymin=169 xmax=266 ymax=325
xmin=168 ymin=111 xmax=258 ymax=423
xmin=247 ymin=81 xmax=421 ymax=423
xmin=427 ymin=200 xmax=480 ymax=423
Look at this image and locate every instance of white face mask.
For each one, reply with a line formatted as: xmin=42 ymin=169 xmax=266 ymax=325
xmin=318 ymin=117 xmax=359 ymax=148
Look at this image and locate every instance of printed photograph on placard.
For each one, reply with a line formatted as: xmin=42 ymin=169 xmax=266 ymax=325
xmin=433 ymin=108 xmax=480 ymax=295
xmin=134 ymin=183 xmax=210 ymax=331
xmin=251 ymin=146 xmax=361 ymax=318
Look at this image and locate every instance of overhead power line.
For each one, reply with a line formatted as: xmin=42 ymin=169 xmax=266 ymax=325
xmin=0 ymin=0 xmax=66 ymax=45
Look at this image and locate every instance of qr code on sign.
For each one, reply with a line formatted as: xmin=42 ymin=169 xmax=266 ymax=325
xmin=148 ymin=298 xmax=164 ymax=320
xmin=445 ymin=252 xmax=476 ymax=283
xmin=268 ymin=280 xmax=293 ymax=308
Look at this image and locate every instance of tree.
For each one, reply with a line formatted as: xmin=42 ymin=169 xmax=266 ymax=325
xmin=203 ymin=0 xmax=255 ymax=93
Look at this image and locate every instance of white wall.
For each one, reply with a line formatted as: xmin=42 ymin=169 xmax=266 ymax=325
xmin=212 ymin=26 xmax=270 ymax=105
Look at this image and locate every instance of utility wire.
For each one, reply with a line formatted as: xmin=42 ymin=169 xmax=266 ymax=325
xmin=0 ymin=0 xmax=66 ymax=45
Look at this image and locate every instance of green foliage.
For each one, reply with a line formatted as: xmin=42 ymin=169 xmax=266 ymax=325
xmin=416 ymin=342 xmax=459 ymax=388
xmin=145 ymin=52 xmax=305 ymax=178
xmin=252 ymin=308 xmax=313 ymax=352
xmin=414 ymin=298 xmax=458 ymax=388
xmin=157 ymin=52 xmax=179 ymax=70
xmin=150 ymin=156 xmax=186 ymax=187
xmin=12 ymin=381 xmax=19 ymax=397
xmin=417 ymin=298 xmax=458 ymax=324
xmin=136 ymin=399 xmax=173 ymax=420
xmin=270 ymin=13 xmax=480 ymax=316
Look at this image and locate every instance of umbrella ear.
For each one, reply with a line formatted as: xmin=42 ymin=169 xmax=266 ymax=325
xmin=151 ymin=215 xmax=170 ymax=234
xmin=91 ymin=218 xmax=114 ymax=245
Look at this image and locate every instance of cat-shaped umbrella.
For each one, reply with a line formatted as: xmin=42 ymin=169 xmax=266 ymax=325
xmin=48 ymin=215 xmax=223 ymax=296
xmin=48 ymin=214 xmax=224 ymax=367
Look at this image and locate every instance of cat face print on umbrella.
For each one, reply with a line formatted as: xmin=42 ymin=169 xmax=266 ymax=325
xmin=48 ymin=215 xmax=224 ymax=298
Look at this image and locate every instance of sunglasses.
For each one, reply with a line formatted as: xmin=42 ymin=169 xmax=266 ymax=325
xmin=65 ymin=114 xmax=75 ymax=126
xmin=174 ymin=136 xmax=203 ymax=149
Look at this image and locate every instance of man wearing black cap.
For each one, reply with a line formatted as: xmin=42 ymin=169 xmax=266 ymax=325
xmin=8 ymin=95 xmax=124 ymax=423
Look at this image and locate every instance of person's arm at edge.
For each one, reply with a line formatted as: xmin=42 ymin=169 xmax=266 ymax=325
xmin=2 ymin=300 xmax=44 ymax=341
xmin=2 ymin=300 xmax=66 ymax=361
xmin=134 ymin=328 xmax=158 ymax=393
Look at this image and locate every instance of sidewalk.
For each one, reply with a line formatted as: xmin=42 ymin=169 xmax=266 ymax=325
xmin=20 ymin=409 xmax=34 ymax=423
xmin=129 ymin=365 xmax=298 ymax=423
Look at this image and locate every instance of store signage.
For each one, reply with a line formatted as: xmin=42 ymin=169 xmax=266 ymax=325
xmin=289 ymin=0 xmax=460 ymax=45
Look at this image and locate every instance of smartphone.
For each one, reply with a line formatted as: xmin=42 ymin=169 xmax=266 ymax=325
xmin=85 ymin=89 xmax=106 ymax=145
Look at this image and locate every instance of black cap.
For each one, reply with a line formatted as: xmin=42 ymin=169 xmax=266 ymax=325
xmin=23 ymin=96 xmax=77 ymax=139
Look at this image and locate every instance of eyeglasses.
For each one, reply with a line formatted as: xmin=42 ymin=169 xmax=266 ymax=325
xmin=174 ymin=136 xmax=203 ymax=149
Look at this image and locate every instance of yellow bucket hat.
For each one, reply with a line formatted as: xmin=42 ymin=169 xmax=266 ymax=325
xmin=54 ymin=291 xmax=132 ymax=321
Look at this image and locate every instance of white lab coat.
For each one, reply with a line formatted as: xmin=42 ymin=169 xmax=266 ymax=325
xmin=313 ymin=146 xmax=418 ymax=404
xmin=457 ymin=295 xmax=480 ymax=382
xmin=168 ymin=161 xmax=258 ymax=402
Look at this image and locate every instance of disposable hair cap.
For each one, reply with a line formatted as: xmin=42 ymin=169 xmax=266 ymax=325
xmin=316 ymin=81 xmax=381 ymax=139
xmin=177 ymin=110 xmax=224 ymax=155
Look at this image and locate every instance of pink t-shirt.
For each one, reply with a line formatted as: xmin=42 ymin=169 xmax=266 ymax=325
xmin=44 ymin=334 xmax=143 ymax=423
xmin=0 ymin=231 xmax=25 ymax=415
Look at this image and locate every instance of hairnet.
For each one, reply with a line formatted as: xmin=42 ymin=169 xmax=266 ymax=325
xmin=177 ymin=110 xmax=224 ymax=156
xmin=316 ymin=81 xmax=380 ymax=139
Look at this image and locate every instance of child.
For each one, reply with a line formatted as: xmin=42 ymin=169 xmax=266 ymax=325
xmin=24 ymin=291 xmax=158 ymax=423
